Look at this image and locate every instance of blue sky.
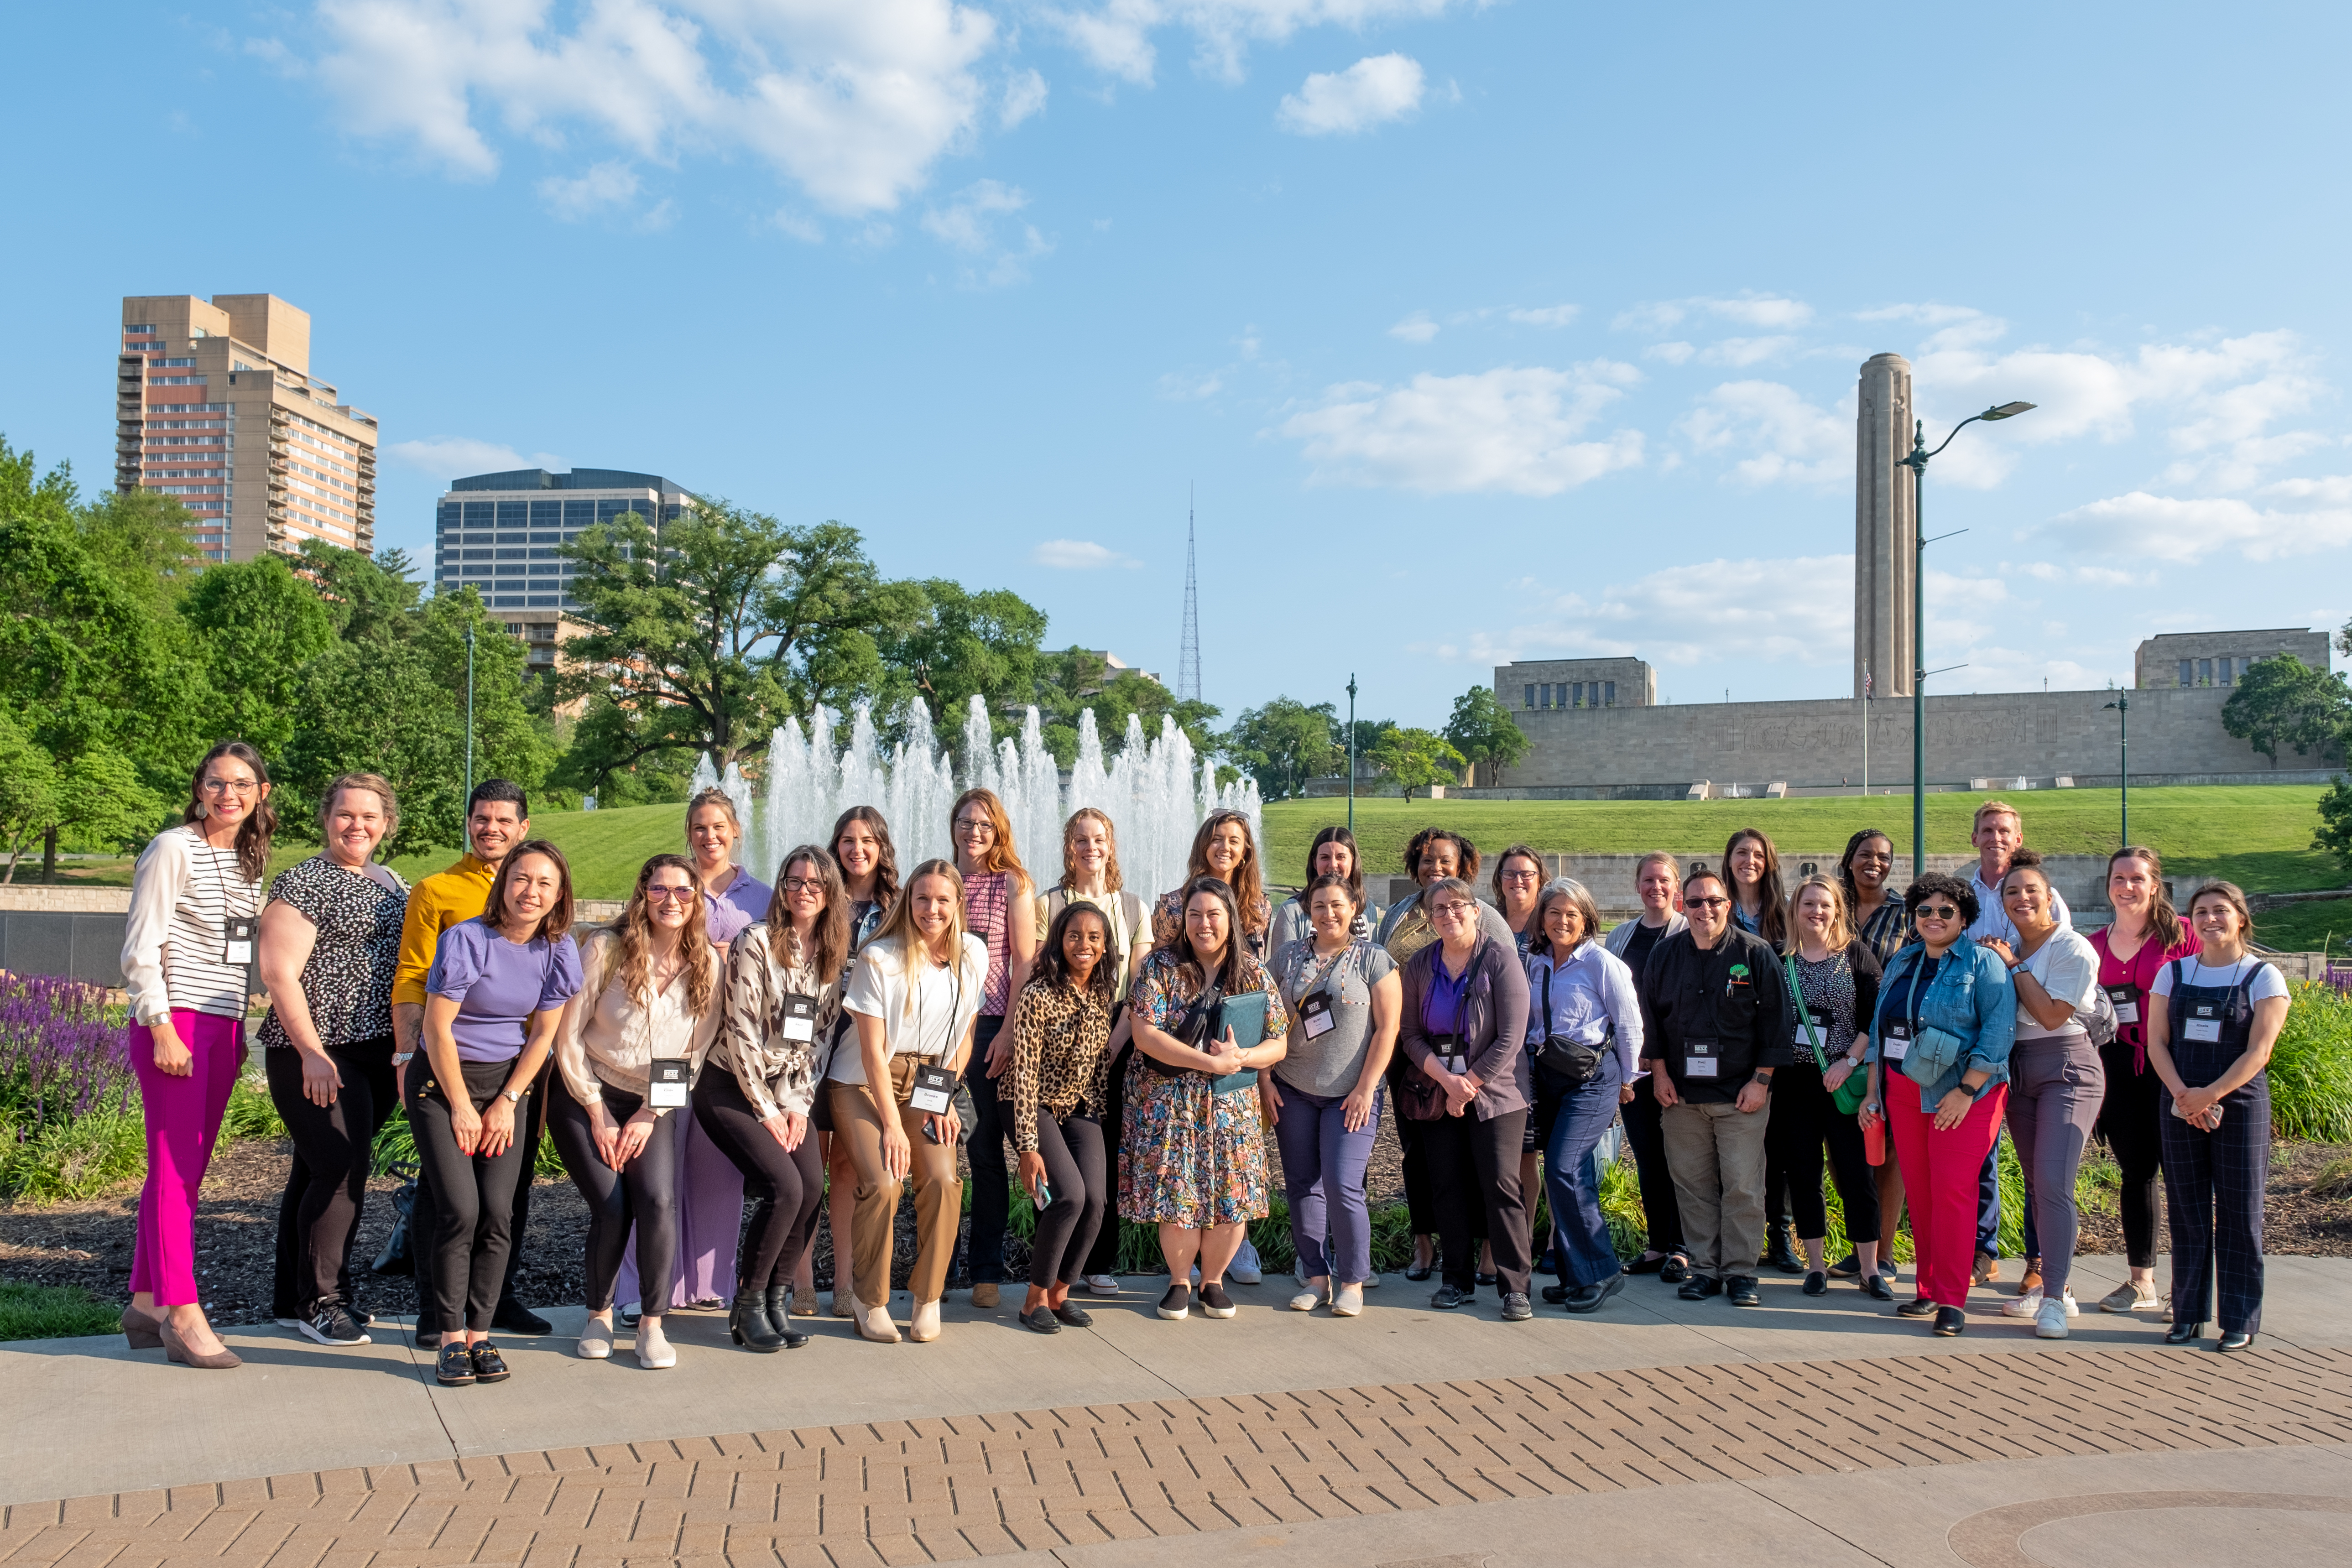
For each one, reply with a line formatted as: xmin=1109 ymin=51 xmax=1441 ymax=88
xmin=10 ymin=1 xmax=2351 ymax=729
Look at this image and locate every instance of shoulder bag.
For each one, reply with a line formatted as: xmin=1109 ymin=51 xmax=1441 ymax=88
xmin=1783 ymin=950 xmax=1867 ymax=1115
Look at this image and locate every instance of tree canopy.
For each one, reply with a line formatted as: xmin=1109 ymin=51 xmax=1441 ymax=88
xmin=2222 ymin=653 xmax=2350 ymax=765
xmin=1365 ymin=726 xmax=1464 ymax=802
xmin=1225 ymin=697 xmax=1342 ymax=799
xmin=1444 ymin=684 xmax=1530 ymax=787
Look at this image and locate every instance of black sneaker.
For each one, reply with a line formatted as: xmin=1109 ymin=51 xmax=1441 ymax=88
xmin=1430 ymin=1283 xmax=1475 ymax=1310
xmin=469 ymin=1339 xmax=511 ymax=1382
xmin=1826 ymin=1251 xmax=1861 ymax=1278
xmin=491 ymin=1300 xmax=550 ymax=1336
xmin=435 ymin=1341 xmax=475 ymax=1386
xmin=1197 ymin=1282 xmax=1237 ymax=1319
xmin=1676 ymin=1275 xmax=1722 ymax=1302
xmin=1498 ymin=1292 xmax=1533 ymax=1322
xmin=1658 ymin=1254 xmax=1691 ymax=1285
xmin=299 ymin=1301 xmax=371 ymax=1346
xmin=1726 ymin=1275 xmax=1762 ymax=1307
xmin=1157 ymin=1283 xmax=1191 ymax=1321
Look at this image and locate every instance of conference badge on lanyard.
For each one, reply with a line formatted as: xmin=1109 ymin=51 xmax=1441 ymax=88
xmin=1684 ymin=1036 xmax=1720 ymax=1078
xmin=222 ymin=916 xmax=256 ymax=966
xmin=1881 ymin=1021 xmax=1912 ymax=1063
xmin=2183 ymin=1003 xmax=2223 ymax=1042
xmin=910 ymin=1063 xmax=956 ymax=1115
xmin=648 ymin=1059 xmax=691 ymax=1109
xmin=781 ymin=993 xmax=818 ymax=1043
xmin=2103 ymin=984 xmax=2140 ymax=1025
xmin=1299 ymin=990 xmax=1336 ymax=1041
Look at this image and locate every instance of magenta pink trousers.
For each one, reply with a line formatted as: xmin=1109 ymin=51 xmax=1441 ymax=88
xmin=129 ymin=1011 xmax=244 ymax=1306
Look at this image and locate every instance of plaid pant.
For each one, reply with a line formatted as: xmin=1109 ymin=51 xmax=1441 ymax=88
xmin=2158 ymin=1060 xmax=2269 ymax=1335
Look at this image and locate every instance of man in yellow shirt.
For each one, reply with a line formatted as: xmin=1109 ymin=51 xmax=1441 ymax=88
xmin=391 ymin=781 xmax=548 ymax=1346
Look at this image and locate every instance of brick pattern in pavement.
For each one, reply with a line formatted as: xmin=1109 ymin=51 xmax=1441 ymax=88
xmin=4 ymin=1346 xmax=2349 ymax=1568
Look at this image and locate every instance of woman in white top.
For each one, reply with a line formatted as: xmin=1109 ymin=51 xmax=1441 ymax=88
xmin=550 ymin=854 xmax=723 ymax=1369
xmin=120 ymin=740 xmax=276 ymax=1370
xmin=2148 ymin=881 xmax=2291 ymax=1351
xmin=1979 ymin=849 xmax=2105 ymax=1339
xmin=829 ymin=858 xmax=987 ymax=1344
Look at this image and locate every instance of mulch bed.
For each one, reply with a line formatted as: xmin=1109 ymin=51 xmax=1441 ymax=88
xmin=2 ymin=1128 xmax=2340 ymax=1327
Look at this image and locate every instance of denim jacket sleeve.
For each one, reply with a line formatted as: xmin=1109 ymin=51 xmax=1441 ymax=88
xmin=1961 ymin=943 xmax=2018 ymax=1081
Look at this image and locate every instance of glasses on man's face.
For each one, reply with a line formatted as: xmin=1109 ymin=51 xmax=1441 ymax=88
xmin=646 ymin=886 xmax=697 ymax=903
xmin=1684 ymin=895 xmax=1730 ymax=910
xmin=1916 ymin=904 xmax=1960 ymax=922
xmin=782 ymin=877 xmax=826 ymax=893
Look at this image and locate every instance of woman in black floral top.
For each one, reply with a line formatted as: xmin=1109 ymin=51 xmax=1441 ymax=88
xmin=1007 ymin=901 xmax=1120 ymax=1334
xmin=256 ymin=774 xmax=411 ymax=1345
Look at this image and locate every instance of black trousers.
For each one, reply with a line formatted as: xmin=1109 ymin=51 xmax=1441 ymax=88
xmin=547 ymin=1075 xmax=687 ymax=1312
xmin=268 ymin=1035 xmax=397 ymax=1317
xmin=1082 ymin=1043 xmax=1131 ymax=1277
xmin=1763 ymin=1063 xmax=1880 ymax=1244
xmin=1622 ymin=1073 xmax=1684 ymax=1255
xmin=2097 ymin=1042 xmax=2165 ymax=1269
xmin=1028 ymin=1111 xmax=1107 ymax=1290
xmin=694 ymin=1068 xmax=825 ymax=1293
xmin=2160 ymin=1066 xmax=2269 ymax=1335
xmin=412 ymin=1059 xmax=543 ymax=1320
xmin=407 ymin=1057 xmax=529 ymax=1334
xmin=1422 ymin=1108 xmax=1530 ymax=1293
xmin=964 ymin=1014 xmax=1012 ymax=1284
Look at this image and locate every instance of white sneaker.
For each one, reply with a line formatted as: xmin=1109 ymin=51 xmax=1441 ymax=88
xmin=1362 ymin=1271 xmax=1381 ymax=1289
xmin=2001 ymin=1289 xmax=2044 ymax=1318
xmin=1332 ymin=1282 xmax=1364 ymax=1317
xmin=1081 ymin=1273 xmax=1119 ymax=1294
xmin=1230 ymin=1240 xmax=1262 ymax=1285
xmin=2034 ymin=1297 xmax=2069 ymax=1339
xmin=1287 ymin=1287 xmax=1322 ymax=1312
xmin=2060 ymin=1288 xmax=2079 ymax=1317
xmin=636 ymin=1319 xmax=677 ymax=1369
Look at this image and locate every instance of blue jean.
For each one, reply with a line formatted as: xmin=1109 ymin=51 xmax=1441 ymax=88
xmin=1272 ymin=1082 xmax=1381 ymax=1285
xmin=1543 ymin=1053 xmax=1626 ymax=1288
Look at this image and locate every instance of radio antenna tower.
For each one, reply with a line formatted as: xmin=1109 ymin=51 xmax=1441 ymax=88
xmin=1177 ymin=485 xmax=1202 ymax=702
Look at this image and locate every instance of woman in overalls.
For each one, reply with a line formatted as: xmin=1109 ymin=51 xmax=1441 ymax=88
xmin=2145 ymin=881 xmax=2290 ymax=1352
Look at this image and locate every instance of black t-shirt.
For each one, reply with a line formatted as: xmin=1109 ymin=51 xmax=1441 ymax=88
xmin=1621 ymin=920 xmax=1665 ymax=983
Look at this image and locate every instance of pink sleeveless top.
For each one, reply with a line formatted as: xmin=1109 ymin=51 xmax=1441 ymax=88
xmin=965 ymin=870 xmax=1014 ymax=1016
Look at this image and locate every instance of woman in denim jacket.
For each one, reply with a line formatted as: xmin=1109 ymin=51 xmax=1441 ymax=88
xmin=1859 ymin=872 xmax=2016 ymax=1337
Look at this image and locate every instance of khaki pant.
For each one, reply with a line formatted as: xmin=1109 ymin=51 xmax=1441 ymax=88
xmin=829 ymin=1057 xmax=962 ymax=1308
xmin=1660 ymin=1099 xmax=1772 ymax=1280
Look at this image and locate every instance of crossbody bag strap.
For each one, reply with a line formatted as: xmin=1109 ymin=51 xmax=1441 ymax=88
xmin=1784 ymin=951 xmax=1830 ymax=1072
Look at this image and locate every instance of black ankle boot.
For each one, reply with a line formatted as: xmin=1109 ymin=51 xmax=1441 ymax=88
xmin=1765 ymin=1224 xmax=1802 ymax=1275
xmin=765 ymin=1284 xmax=808 ymax=1349
xmin=730 ymin=1291 xmax=784 ymax=1353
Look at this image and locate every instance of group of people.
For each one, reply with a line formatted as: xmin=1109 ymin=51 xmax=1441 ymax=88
xmin=113 ymin=742 xmax=2289 ymax=1381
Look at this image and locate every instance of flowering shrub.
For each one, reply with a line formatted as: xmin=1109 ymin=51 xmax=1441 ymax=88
xmin=0 ymin=972 xmax=133 ymax=1136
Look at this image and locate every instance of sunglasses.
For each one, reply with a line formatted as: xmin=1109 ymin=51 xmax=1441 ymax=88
xmin=1684 ymin=895 xmax=1730 ymax=909
xmin=645 ymin=886 xmax=698 ymax=902
xmin=1916 ymin=903 xmax=1961 ymax=921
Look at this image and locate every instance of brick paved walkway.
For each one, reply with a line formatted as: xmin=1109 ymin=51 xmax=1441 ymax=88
xmin=5 ymin=1346 xmax=2347 ymax=1568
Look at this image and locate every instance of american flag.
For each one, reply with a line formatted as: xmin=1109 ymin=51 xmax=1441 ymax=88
xmin=1863 ymin=662 xmax=1872 ymax=699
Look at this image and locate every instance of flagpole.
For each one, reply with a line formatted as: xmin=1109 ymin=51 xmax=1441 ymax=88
xmin=1862 ymin=662 xmax=1870 ymax=797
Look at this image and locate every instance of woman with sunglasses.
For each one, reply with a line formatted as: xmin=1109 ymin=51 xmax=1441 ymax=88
xmin=1833 ymin=830 xmax=1909 ymax=1288
xmin=951 ymin=787 xmax=1039 ymax=1311
xmin=1860 ymin=874 xmax=2015 ymax=1337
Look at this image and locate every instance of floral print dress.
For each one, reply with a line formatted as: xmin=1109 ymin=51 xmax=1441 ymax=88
xmin=1117 ymin=946 xmax=1290 ymax=1228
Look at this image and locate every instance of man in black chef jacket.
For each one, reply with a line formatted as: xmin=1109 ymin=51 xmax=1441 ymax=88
xmin=1638 ymin=868 xmax=1792 ymax=1307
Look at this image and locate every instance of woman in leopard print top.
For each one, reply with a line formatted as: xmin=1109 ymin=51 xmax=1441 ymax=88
xmin=1006 ymin=901 xmax=1120 ymax=1334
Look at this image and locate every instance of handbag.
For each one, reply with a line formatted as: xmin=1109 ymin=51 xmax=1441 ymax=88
xmin=370 ymin=1161 xmax=419 ymax=1276
xmin=1531 ymin=964 xmax=1607 ymax=1088
xmin=1783 ymin=951 xmax=1869 ymax=1115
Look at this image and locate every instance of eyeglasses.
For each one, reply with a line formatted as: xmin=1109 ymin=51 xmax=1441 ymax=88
xmin=782 ymin=876 xmax=826 ymax=893
xmin=1684 ymin=895 xmax=1730 ymax=909
xmin=1916 ymin=903 xmax=1961 ymax=921
xmin=953 ymin=818 xmax=995 ymax=836
xmin=645 ymin=886 xmax=697 ymax=902
xmin=1429 ymin=902 xmax=1475 ymax=919
xmin=1500 ymin=869 xmax=1540 ymax=883
xmin=200 ymin=778 xmax=258 ymax=794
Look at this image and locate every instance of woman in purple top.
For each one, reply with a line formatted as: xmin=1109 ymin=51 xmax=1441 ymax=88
xmin=414 ymin=840 xmax=584 ymax=1388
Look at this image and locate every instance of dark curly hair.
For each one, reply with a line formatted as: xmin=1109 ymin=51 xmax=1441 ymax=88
xmin=1902 ymin=870 xmax=1979 ymax=930
xmin=1033 ymin=898 xmax=1119 ymax=1010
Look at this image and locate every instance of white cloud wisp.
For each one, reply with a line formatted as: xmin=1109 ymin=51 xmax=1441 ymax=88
xmin=1276 ymin=52 xmax=1424 ymax=135
xmin=1279 ymin=362 xmax=1644 ymax=495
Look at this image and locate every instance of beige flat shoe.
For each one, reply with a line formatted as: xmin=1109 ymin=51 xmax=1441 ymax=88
xmin=909 ymin=1298 xmax=942 ymax=1342
xmin=636 ymin=1319 xmax=677 ymax=1369
xmin=577 ymin=1318 xmax=614 ymax=1359
xmin=856 ymin=1301 xmax=902 ymax=1344
xmin=1332 ymin=1283 xmax=1364 ymax=1317
xmin=831 ymin=1291 xmax=855 ymax=1319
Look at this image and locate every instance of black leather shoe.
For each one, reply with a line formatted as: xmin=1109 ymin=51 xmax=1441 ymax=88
xmin=1476 ymin=1271 xmax=1499 ymax=1288
xmin=1625 ymin=1254 xmax=1667 ymax=1276
xmin=1021 ymin=1305 xmax=1062 ymax=1334
xmin=1764 ymin=1227 xmax=1802 ymax=1275
xmin=2216 ymin=1331 xmax=2254 ymax=1352
xmin=1658 ymin=1254 xmax=1691 ymax=1285
xmin=491 ymin=1299 xmax=550 ymax=1336
xmin=1430 ymin=1284 xmax=1475 ymax=1310
xmin=414 ymin=1327 xmax=442 ymax=1350
xmin=1051 ymin=1302 xmax=1094 ymax=1328
xmin=1863 ymin=1276 xmax=1895 ymax=1302
xmin=469 ymin=1339 xmax=511 ymax=1382
xmin=1896 ymin=1297 xmax=1940 ymax=1318
xmin=1932 ymin=1307 xmax=1966 ymax=1336
xmin=1677 ymin=1275 xmax=1721 ymax=1302
xmin=730 ymin=1292 xmax=784 ymax=1353
xmin=434 ymin=1341 xmax=475 ymax=1385
xmin=1540 ymin=1283 xmax=1570 ymax=1304
xmin=1826 ymin=1251 xmax=1861 ymax=1278
xmin=1564 ymin=1274 xmax=1625 ymax=1314
xmin=2166 ymin=1320 xmax=2206 ymax=1345
xmin=1802 ymin=1271 xmax=1828 ymax=1297
xmin=1499 ymin=1292 xmax=1533 ymax=1322
xmin=765 ymin=1285 xmax=809 ymax=1349
xmin=1727 ymin=1275 xmax=1762 ymax=1307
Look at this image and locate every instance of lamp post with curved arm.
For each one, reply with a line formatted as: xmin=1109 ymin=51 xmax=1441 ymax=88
xmin=1899 ymin=401 xmax=2035 ymax=878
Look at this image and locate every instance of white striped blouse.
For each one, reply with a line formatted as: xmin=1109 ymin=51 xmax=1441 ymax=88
xmin=122 ymin=825 xmax=264 ymax=1024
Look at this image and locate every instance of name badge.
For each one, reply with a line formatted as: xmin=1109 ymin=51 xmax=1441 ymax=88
xmin=1882 ymin=1021 xmax=1911 ymax=1063
xmin=780 ymin=994 xmax=817 ymax=1043
xmin=648 ymin=1058 xmax=690 ymax=1109
xmin=909 ymin=1063 xmax=955 ymax=1115
xmin=2103 ymin=984 xmax=2140 ymax=1025
xmin=1794 ymin=1007 xmax=1830 ymax=1047
xmin=1299 ymin=991 xmax=1336 ymax=1040
xmin=223 ymin=916 xmax=256 ymax=966
xmin=1684 ymin=1036 xmax=1720 ymax=1078
xmin=2183 ymin=1005 xmax=2222 ymax=1042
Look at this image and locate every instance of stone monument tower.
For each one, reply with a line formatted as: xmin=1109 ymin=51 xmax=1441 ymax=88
xmin=1854 ymin=353 xmax=1915 ymax=699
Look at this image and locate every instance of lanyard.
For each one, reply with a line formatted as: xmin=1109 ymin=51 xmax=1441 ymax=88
xmin=1903 ymin=949 xmax=1933 ymax=1035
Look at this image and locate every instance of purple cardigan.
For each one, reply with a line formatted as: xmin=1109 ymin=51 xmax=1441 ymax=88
xmin=1398 ymin=935 xmax=1532 ymax=1119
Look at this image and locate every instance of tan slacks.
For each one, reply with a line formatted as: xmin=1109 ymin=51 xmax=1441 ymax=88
xmin=829 ymin=1056 xmax=962 ymax=1308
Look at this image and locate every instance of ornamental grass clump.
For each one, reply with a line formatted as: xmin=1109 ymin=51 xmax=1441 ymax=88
xmin=2269 ymin=980 xmax=2352 ymax=1144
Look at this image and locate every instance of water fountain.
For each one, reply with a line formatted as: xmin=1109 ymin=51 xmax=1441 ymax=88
xmin=692 ymin=696 xmax=1263 ymax=899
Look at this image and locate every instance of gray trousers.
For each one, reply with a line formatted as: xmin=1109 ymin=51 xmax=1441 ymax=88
xmin=1660 ymin=1099 xmax=1772 ymax=1280
xmin=2005 ymin=1031 xmax=2105 ymax=1298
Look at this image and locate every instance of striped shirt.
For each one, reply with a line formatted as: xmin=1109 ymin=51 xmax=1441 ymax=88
xmin=123 ymin=825 xmax=264 ymax=1023
xmin=966 ymin=870 xmax=1016 ymax=1015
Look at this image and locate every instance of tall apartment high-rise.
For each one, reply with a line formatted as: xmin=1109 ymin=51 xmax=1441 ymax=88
xmin=116 ymin=294 xmax=377 ymax=562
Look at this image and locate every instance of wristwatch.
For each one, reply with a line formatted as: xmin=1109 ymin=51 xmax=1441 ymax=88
xmin=502 ymin=1089 xmax=524 ymax=1105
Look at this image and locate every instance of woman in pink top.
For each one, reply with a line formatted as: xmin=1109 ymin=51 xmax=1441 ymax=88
xmin=2086 ymin=846 xmax=2199 ymax=1314
xmin=953 ymin=787 xmax=1038 ymax=1308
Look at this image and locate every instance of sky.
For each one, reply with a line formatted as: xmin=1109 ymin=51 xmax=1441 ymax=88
xmin=9 ymin=1 xmax=2352 ymax=731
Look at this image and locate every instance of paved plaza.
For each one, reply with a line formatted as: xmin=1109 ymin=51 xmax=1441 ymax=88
xmin=3 ymin=1255 xmax=2349 ymax=1567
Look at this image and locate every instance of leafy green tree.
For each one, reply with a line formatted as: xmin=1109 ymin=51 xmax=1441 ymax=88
xmin=77 ymin=487 xmax=204 ymax=614
xmin=55 ymin=745 xmax=164 ymax=854
xmin=296 ymin=538 xmax=423 ymax=643
xmin=874 ymin=579 xmax=1048 ymax=750
xmin=180 ymin=553 xmax=336 ymax=752
xmin=1032 ymin=648 xmax=1221 ymax=765
xmin=2222 ymin=654 xmax=2351 ymax=765
xmin=0 ymin=710 xmax=59 ymax=882
xmin=556 ymin=502 xmax=922 ymax=785
xmin=1444 ymin=684 xmax=1531 ymax=787
xmin=1365 ymin=726 xmax=1465 ymax=802
xmin=1225 ymin=697 xmax=1342 ymax=799
xmin=2315 ymin=775 xmax=2352 ymax=878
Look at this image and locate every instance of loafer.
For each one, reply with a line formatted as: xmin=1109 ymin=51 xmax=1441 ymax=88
xmin=970 ymin=1282 xmax=1000 ymax=1309
xmin=435 ymin=1341 xmax=476 ymax=1386
xmin=1050 ymin=1302 xmax=1094 ymax=1328
xmin=1862 ymin=1275 xmax=1896 ymax=1302
xmin=1332 ymin=1283 xmax=1364 ymax=1316
xmin=1826 ymin=1251 xmax=1861 ymax=1278
xmin=1540 ymin=1282 xmax=1570 ymax=1305
xmin=1896 ymin=1297 xmax=1941 ymax=1318
xmin=1430 ymin=1284 xmax=1475 ymax=1310
xmin=1726 ymin=1275 xmax=1761 ymax=1308
xmin=469 ymin=1339 xmax=511 ymax=1382
xmin=1021 ymin=1305 xmax=1061 ymax=1334
xmin=2166 ymin=1320 xmax=2206 ymax=1345
xmin=1932 ymin=1307 xmax=1966 ymax=1336
xmin=1403 ymin=1262 xmax=1434 ymax=1282
xmin=578 ymin=1319 xmax=615 ymax=1359
xmin=1563 ymin=1274 xmax=1625 ymax=1314
xmin=1157 ymin=1284 xmax=1190 ymax=1321
xmin=1802 ymin=1271 xmax=1828 ymax=1297
xmin=2100 ymin=1281 xmax=2159 ymax=1313
xmin=1658 ymin=1255 xmax=1691 ymax=1285
xmin=491 ymin=1301 xmax=550 ymax=1336
xmin=635 ymin=1321 xmax=677 ymax=1369
xmin=1197 ymin=1282 xmax=1237 ymax=1318
xmin=1624 ymin=1254 xmax=1667 ymax=1276
xmin=1676 ymin=1275 xmax=1721 ymax=1302
xmin=1499 ymin=1292 xmax=1533 ymax=1322
xmin=2216 ymin=1331 xmax=2255 ymax=1352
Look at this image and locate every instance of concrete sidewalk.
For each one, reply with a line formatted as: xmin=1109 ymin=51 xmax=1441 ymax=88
xmin=6 ymin=1253 xmax=2346 ymax=1509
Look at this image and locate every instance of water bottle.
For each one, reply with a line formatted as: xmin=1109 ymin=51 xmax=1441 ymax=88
xmin=1863 ymin=1115 xmax=1886 ymax=1167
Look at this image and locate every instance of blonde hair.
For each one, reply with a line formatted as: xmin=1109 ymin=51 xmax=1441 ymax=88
xmin=606 ymin=854 xmax=715 ymax=1016
xmin=871 ymin=859 xmax=969 ymax=1023
xmin=1784 ymin=874 xmax=1854 ymax=955
xmin=318 ymin=771 xmax=399 ymax=851
xmin=686 ymin=787 xmax=742 ymax=846
xmin=1973 ymin=798 xmax=2021 ymax=831
xmin=1060 ymin=807 xmax=1123 ymax=891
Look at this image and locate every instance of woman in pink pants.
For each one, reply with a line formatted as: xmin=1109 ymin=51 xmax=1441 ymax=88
xmin=120 ymin=740 xmax=278 ymax=1370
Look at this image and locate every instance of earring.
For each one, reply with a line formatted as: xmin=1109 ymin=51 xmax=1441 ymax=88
xmin=193 ymin=802 xmax=209 ymax=819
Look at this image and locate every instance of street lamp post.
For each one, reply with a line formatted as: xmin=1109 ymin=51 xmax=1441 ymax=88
xmin=464 ymin=623 xmax=477 ymax=809
xmin=1898 ymin=401 xmax=2036 ymax=878
xmin=2104 ymin=693 xmax=2130 ymax=847
xmin=1346 ymin=672 xmax=1358 ymax=839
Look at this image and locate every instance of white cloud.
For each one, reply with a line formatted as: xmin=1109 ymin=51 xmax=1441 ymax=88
xmin=1643 ymin=341 xmax=1695 ymax=365
xmin=1278 ymin=362 xmax=1645 ymax=496
xmin=1033 ymin=538 xmax=1139 ymax=568
xmin=1048 ymin=0 xmax=1465 ymax=86
xmin=2045 ymin=489 xmax=2352 ymax=563
xmin=921 ymin=178 xmax=1053 ymax=282
xmin=1698 ymin=335 xmax=1799 ymax=367
xmin=1387 ymin=312 xmax=1438 ymax=343
xmin=1001 ymin=66 xmax=1048 ymax=126
xmin=1507 ymin=304 xmax=1578 ymax=328
xmin=1679 ymin=380 xmax=1845 ymax=486
xmin=1616 ymin=292 xmax=1814 ymax=333
xmin=386 ymin=436 xmax=562 ymax=479
xmin=537 ymin=159 xmax=639 ymax=219
xmin=1854 ymin=301 xmax=1982 ymax=326
xmin=1276 ymin=52 xmax=1423 ymax=135
xmin=306 ymin=0 xmax=998 ymax=214
xmin=1462 ymin=555 xmax=1852 ymax=668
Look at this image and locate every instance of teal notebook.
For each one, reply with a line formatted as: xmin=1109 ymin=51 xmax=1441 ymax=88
xmin=1207 ymin=989 xmax=1269 ymax=1094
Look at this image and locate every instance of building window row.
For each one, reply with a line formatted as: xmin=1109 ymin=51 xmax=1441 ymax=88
xmin=2178 ymin=656 xmax=2262 ymax=688
xmin=1523 ymin=680 xmax=1617 ymax=710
